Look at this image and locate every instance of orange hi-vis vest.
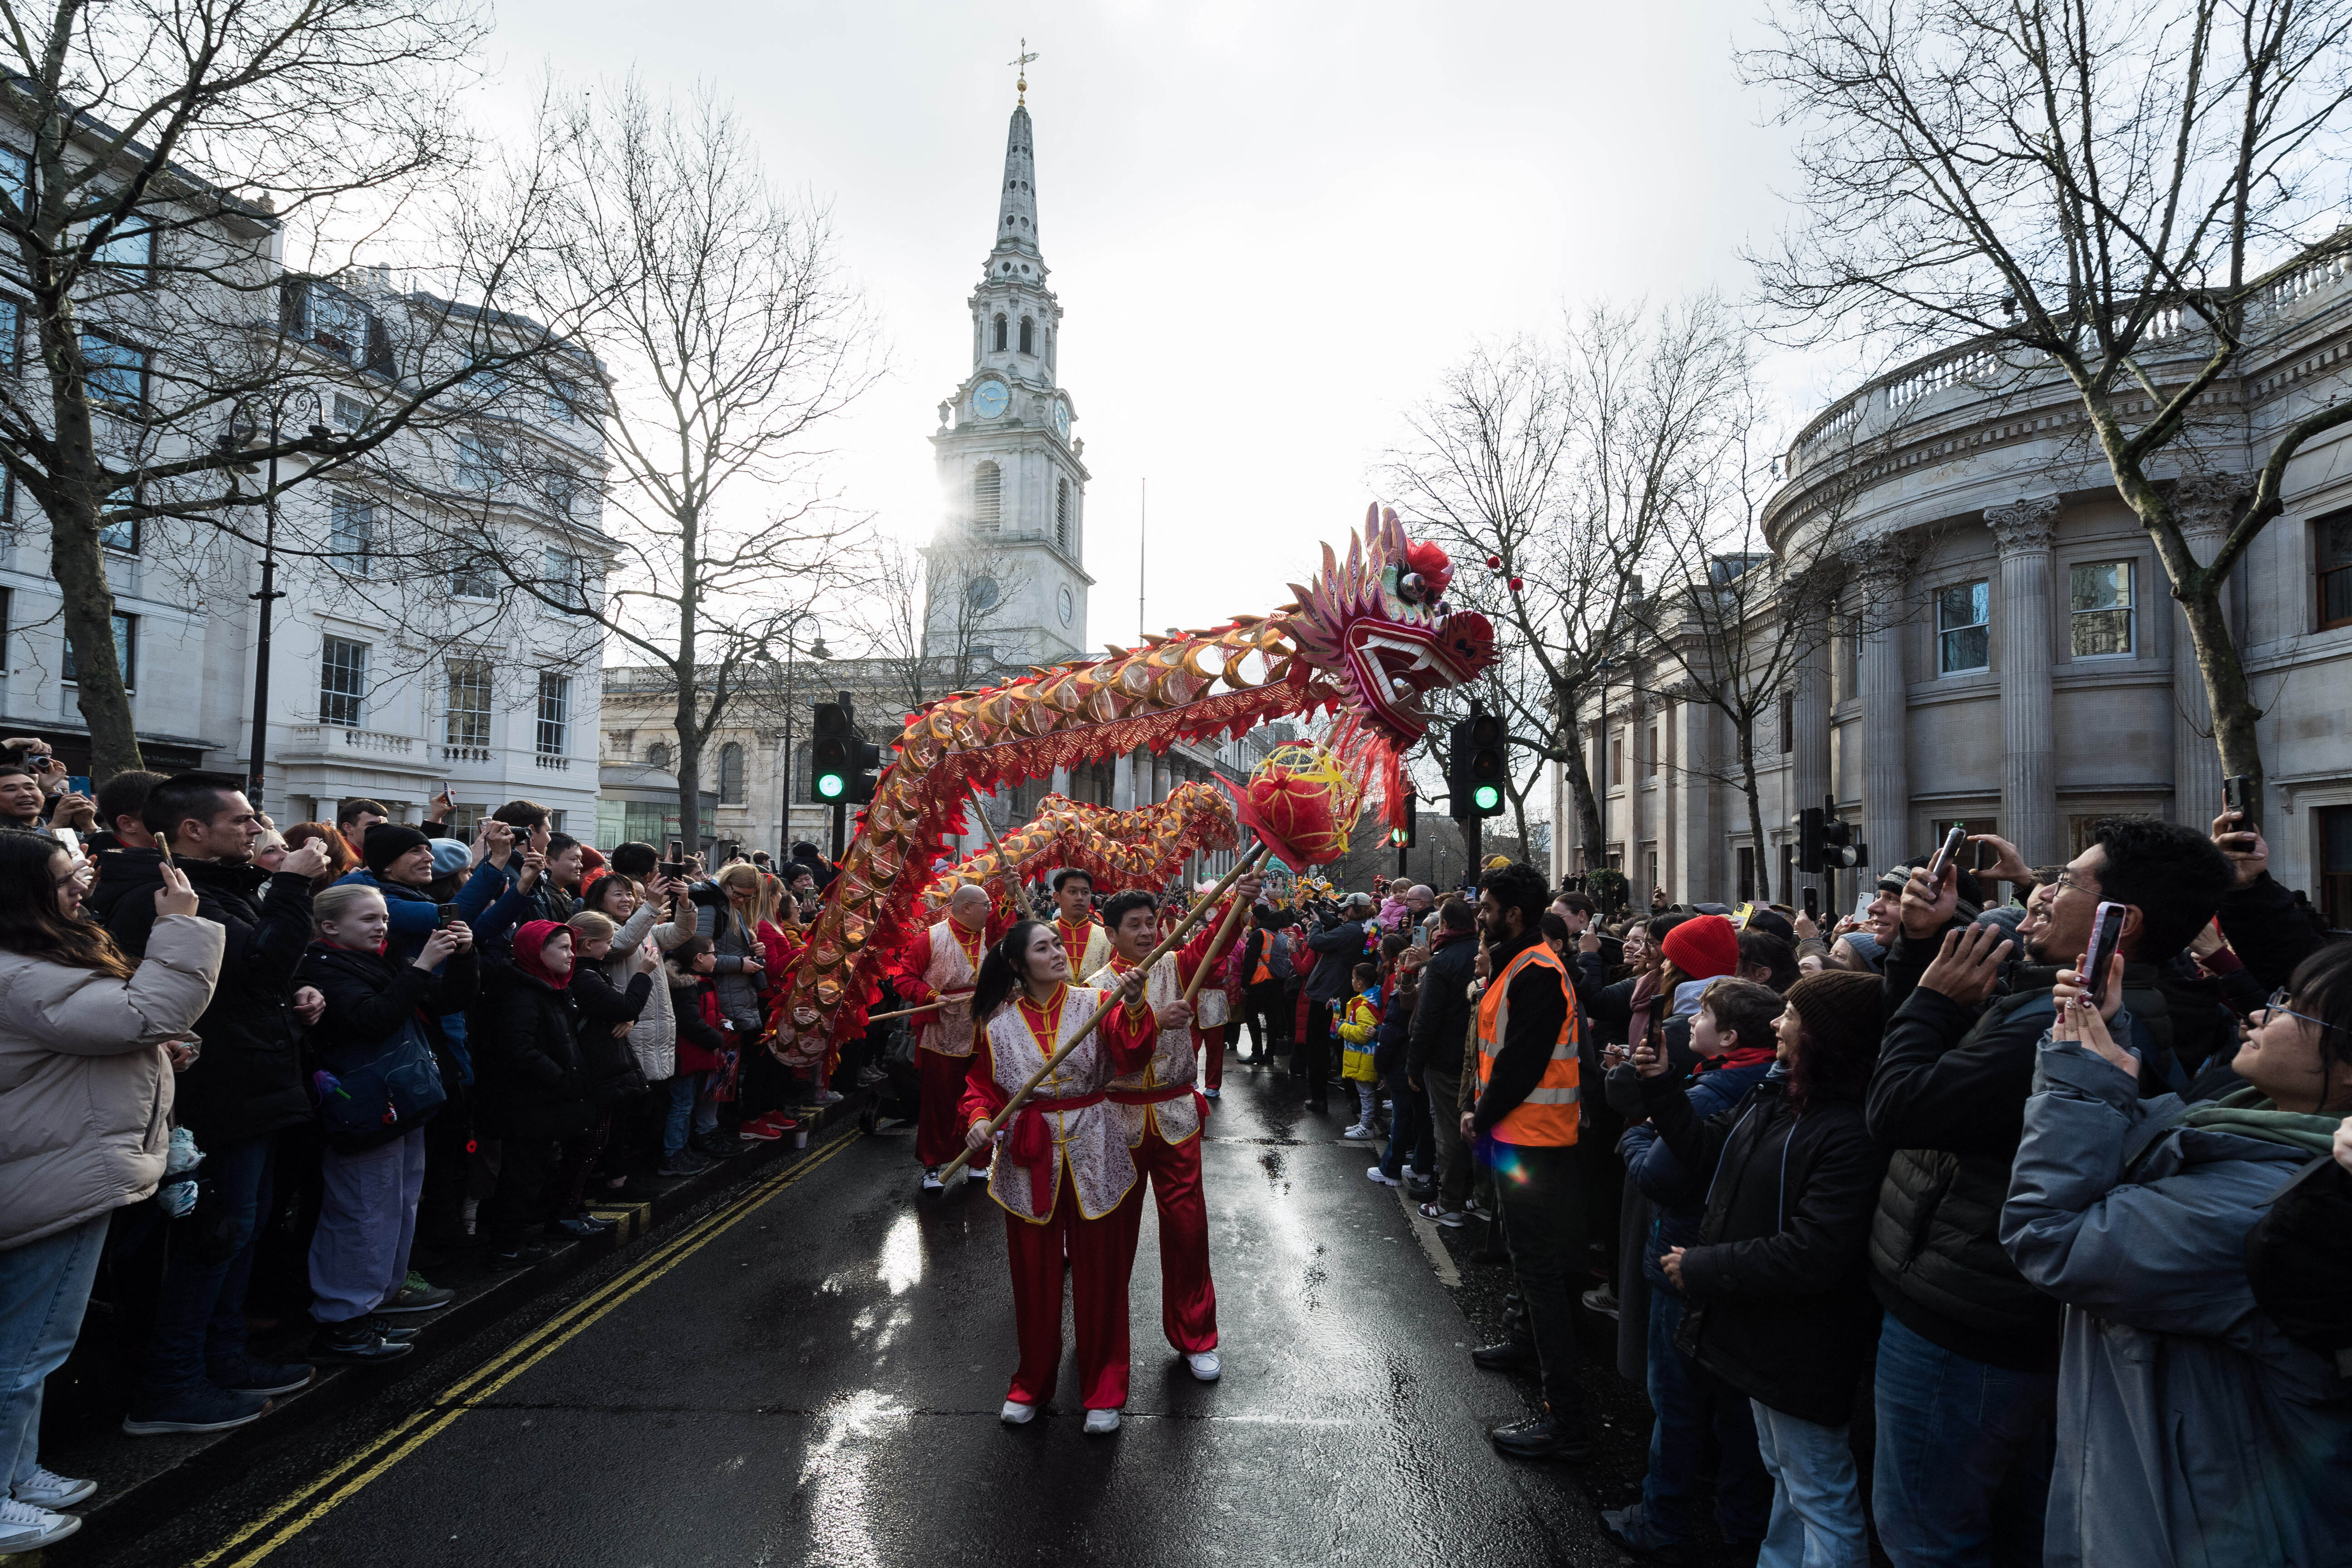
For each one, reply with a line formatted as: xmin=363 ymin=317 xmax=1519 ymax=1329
xmin=1474 ymin=941 xmax=1581 ymax=1146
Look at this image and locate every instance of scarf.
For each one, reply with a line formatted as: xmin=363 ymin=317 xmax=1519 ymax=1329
xmin=512 ymin=919 xmax=574 ymax=990
xmin=1624 ymin=972 xmax=1662 ymax=1051
xmin=2175 ymin=1086 xmax=2342 ymax=1155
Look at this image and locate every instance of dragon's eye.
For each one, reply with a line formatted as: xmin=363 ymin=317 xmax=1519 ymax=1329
xmin=1397 ymin=572 xmax=1426 ymax=605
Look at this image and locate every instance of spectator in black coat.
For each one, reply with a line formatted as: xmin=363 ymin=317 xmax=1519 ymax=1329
xmin=295 ymin=884 xmax=476 ymax=1365
xmin=1405 ymin=900 xmax=1479 ymax=1223
xmin=1639 ymin=968 xmax=1889 ymax=1568
xmin=552 ymin=911 xmax=655 ymax=1231
xmin=1299 ymin=892 xmax=1373 ymax=1112
xmin=108 ymin=773 xmax=337 ymax=1434
xmin=474 ymin=919 xmax=592 ymax=1269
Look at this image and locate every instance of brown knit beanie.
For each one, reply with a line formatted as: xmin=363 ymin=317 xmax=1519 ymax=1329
xmin=1785 ymin=970 xmax=1887 ymax=1063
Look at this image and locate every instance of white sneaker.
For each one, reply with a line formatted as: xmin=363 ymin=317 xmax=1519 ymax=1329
xmin=1366 ymin=1165 xmax=1401 ymax=1186
xmin=1203 ymin=1087 xmax=1220 ymax=1100
xmin=13 ymin=1467 xmax=96 ymax=1508
xmin=920 ymin=1169 xmax=944 ymax=1191
xmin=1186 ymin=1351 xmax=1221 ymax=1382
xmin=999 ymin=1400 xmax=1037 ymax=1425
xmin=1401 ymin=1164 xmax=1422 ymax=1182
xmin=1343 ymin=1124 xmax=1375 ymax=1140
xmin=0 ymin=1497 xmax=79 ymax=1552
xmin=1082 ymin=1407 xmax=1122 ymax=1435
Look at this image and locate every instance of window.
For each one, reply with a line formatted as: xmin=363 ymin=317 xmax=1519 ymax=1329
xmin=546 ymin=471 xmax=576 ymax=519
xmin=2069 ymin=560 xmax=2135 ymax=657
xmin=1643 ymin=725 xmax=1658 ymax=777
xmin=333 ymin=393 xmax=368 ymax=430
xmin=93 ymin=220 xmax=156 ymax=283
xmin=972 ymin=461 xmax=1001 ymax=534
xmin=98 ymin=514 xmax=139 ymax=553
xmin=319 ymin=636 xmax=369 ymax=727
xmin=1937 ymin=580 xmax=1991 ymax=673
xmin=80 ymin=334 xmax=147 ymax=408
xmin=445 ymin=658 xmax=492 ymax=747
xmin=1609 ymin=729 xmax=1623 ymax=786
xmin=63 ymin=612 xmax=137 ymax=690
xmin=535 ymin=672 xmax=569 ymax=756
xmin=645 ymin=739 xmax=673 ymax=772
xmin=546 ymin=378 xmax=577 ymax=423
xmin=543 ymin=548 xmax=594 ymax=616
xmin=451 ymin=557 xmax=496 ymax=600
xmin=1056 ymin=477 xmax=1070 ymax=549
xmin=329 ymin=496 xmax=374 ymax=575
xmin=2319 ymin=515 xmax=2352 ymax=631
xmin=1019 ymin=316 xmax=1035 ymax=354
xmin=1779 ymin=691 xmax=1796 ymax=754
xmin=1737 ymin=845 xmax=1756 ymax=904
xmin=718 ymin=742 xmax=745 ymax=804
xmin=283 ymin=280 xmax=385 ymax=373
xmin=992 ymin=314 xmax=1007 ymax=352
xmin=455 ymin=433 xmax=504 ymax=491
xmin=0 ymin=296 xmax=20 ymax=375
xmin=2322 ymin=804 xmax=2352 ymax=931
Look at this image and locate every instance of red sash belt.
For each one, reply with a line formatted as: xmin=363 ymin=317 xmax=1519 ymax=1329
xmin=1106 ymin=1084 xmax=1192 ymax=1104
xmin=984 ymin=1087 xmax=1106 ymax=1217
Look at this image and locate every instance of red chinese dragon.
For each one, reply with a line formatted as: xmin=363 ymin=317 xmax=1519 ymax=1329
xmin=771 ymin=505 xmax=1496 ymax=1061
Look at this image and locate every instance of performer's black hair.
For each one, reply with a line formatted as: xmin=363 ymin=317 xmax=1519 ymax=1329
xmin=973 ymin=919 xmax=1054 ymax=1019
xmin=1100 ymin=890 xmax=1156 ymax=932
xmin=1051 ymin=867 xmax=1095 ymax=895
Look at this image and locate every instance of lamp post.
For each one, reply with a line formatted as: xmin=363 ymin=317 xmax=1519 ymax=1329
xmin=221 ymin=389 xmax=326 ymax=809
xmin=771 ymin=620 xmax=829 ymax=860
xmin=1594 ymin=656 xmax=1615 ymax=906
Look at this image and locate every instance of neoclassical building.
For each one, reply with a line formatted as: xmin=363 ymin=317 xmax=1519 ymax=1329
xmin=1554 ymin=246 xmax=2352 ymax=929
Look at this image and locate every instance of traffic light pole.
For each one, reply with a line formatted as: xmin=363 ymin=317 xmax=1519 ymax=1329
xmin=831 ymin=798 xmax=846 ymax=861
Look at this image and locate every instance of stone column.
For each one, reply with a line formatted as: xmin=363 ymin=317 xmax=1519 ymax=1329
xmin=1989 ymin=496 xmax=2063 ymax=865
xmin=1790 ymin=634 xmax=1833 ymax=899
xmin=1111 ymin=751 xmax=1135 ymax=810
xmin=2170 ymin=476 xmax=2244 ymax=829
xmin=1050 ymin=764 xmax=1070 ymax=799
xmin=1669 ymin=698 xmax=1717 ymax=904
xmin=1859 ymin=609 xmax=1910 ymax=877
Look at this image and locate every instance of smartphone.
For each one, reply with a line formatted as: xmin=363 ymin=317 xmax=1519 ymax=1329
xmin=437 ymin=903 xmax=457 ymax=928
xmin=1927 ymin=825 xmax=1968 ymax=882
xmin=65 ymin=774 xmax=91 ymax=796
xmin=53 ymin=826 xmax=82 ymax=863
xmin=1802 ymin=885 xmax=1819 ymax=923
xmin=667 ymin=838 xmax=684 ymax=863
xmin=2082 ymin=900 xmax=2127 ymax=1009
xmin=658 ymin=860 xmax=687 ymax=879
xmin=2223 ymin=775 xmax=2260 ymax=834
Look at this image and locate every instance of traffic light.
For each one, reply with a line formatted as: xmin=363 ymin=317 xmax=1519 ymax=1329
xmin=1388 ymin=815 xmax=1417 ymax=850
xmin=1817 ymin=795 xmax=1866 ymax=870
xmin=1463 ymin=709 xmax=1506 ymax=818
xmin=847 ymin=738 xmax=883 ymax=804
xmin=1796 ymin=806 xmax=1826 ymax=873
xmin=810 ymin=701 xmax=850 ymax=802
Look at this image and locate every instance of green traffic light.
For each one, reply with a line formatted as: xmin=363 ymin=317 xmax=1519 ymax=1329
xmin=816 ymin=773 xmax=846 ymax=800
xmin=1473 ymin=784 xmax=1501 ymax=811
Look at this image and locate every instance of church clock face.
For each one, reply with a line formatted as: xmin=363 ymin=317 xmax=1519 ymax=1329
xmin=1058 ymin=584 xmax=1074 ymax=625
xmin=971 ymin=378 xmax=1009 ymax=420
xmin=1052 ymin=398 xmax=1071 ymax=439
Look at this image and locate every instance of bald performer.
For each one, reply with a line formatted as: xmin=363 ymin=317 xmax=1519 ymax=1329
xmin=894 ymin=882 xmax=1018 ymax=1190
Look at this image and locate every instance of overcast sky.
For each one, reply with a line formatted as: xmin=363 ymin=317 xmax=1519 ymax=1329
xmin=481 ymin=0 xmax=1826 ymax=653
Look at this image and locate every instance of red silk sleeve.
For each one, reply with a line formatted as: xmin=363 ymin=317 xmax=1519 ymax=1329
xmin=960 ymin=1027 xmax=1006 ymax=1130
xmin=1098 ymin=993 xmax=1159 ymax=1076
xmin=892 ymin=929 xmax=937 ymax=1006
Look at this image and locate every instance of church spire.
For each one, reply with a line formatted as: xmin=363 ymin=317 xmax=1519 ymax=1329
xmin=993 ymin=99 xmax=1041 ymax=265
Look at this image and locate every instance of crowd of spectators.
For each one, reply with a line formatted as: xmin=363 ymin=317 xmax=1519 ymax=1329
xmin=0 ymin=747 xmax=844 ymax=1553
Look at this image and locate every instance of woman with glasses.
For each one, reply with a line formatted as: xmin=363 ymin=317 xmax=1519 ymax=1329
xmin=2001 ymin=940 xmax=2352 ymax=1565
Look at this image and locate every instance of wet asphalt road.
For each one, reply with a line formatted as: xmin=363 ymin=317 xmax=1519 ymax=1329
xmin=95 ymin=1057 xmax=1689 ymax=1568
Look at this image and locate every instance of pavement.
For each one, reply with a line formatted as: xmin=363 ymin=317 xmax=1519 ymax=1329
xmin=52 ymin=1052 xmax=1762 ymax=1568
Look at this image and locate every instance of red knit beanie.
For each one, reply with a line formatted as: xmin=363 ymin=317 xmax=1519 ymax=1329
xmin=1661 ymin=914 xmax=1739 ymax=981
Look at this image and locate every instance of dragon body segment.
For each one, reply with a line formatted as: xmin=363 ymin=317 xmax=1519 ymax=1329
xmin=922 ymin=784 xmax=1239 ymax=912
xmin=772 ymin=506 xmax=1495 ymax=1059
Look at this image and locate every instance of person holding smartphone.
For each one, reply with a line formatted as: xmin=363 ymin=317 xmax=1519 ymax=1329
xmin=1863 ymin=816 xmax=2240 ymax=1567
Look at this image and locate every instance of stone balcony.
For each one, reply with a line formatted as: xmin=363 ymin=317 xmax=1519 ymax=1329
xmin=281 ymin=724 xmax=417 ymax=759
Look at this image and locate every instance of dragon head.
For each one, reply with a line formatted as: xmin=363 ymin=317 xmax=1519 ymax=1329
xmin=1287 ymin=504 xmax=1496 ymax=745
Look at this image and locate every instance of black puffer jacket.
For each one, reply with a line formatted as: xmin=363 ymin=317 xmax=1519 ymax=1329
xmin=569 ymin=963 xmax=654 ymax=1105
xmin=108 ymin=856 xmax=316 ymax=1148
xmin=1404 ymin=930 xmax=1478 ymax=1077
xmin=473 ymin=963 xmax=591 ymax=1141
xmin=1642 ymin=1067 xmax=1891 ymax=1426
xmin=87 ymin=845 xmax=165 ymax=925
xmin=295 ymin=942 xmax=478 ymax=1147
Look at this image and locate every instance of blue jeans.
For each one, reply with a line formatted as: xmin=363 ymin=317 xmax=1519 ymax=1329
xmin=1378 ymin=1075 xmax=1431 ymax=1178
xmin=143 ymin=1136 xmax=272 ymax=1392
xmin=0 ymin=1214 xmax=110 ymax=1488
xmin=663 ymin=1072 xmax=714 ymax=1158
xmin=1871 ymin=1315 xmax=2057 ymax=1568
xmin=1750 ymin=1399 xmax=1869 ymax=1568
xmin=1641 ymin=1292 xmax=1771 ymax=1544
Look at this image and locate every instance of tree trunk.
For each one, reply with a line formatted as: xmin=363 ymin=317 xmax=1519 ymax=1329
xmin=1736 ymin=718 xmax=1771 ymax=904
xmin=673 ymin=504 xmax=701 ymax=850
xmin=1553 ymin=691 xmax=1604 ymax=870
xmin=2177 ymin=576 xmax=2263 ymax=809
xmin=47 ymin=486 xmax=143 ymax=781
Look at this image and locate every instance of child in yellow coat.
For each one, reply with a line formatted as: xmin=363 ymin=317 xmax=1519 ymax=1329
xmin=1337 ymin=960 xmax=1382 ymax=1139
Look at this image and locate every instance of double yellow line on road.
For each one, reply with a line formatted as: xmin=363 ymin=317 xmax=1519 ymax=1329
xmin=191 ymin=1132 xmax=861 ymax=1568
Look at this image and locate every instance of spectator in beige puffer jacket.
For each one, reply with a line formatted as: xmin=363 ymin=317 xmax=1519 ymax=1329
xmin=0 ymin=833 xmax=221 ymax=1553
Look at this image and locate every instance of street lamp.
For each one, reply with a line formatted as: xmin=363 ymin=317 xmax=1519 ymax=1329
xmin=1594 ymin=656 xmax=1615 ymax=900
xmin=221 ymin=389 xmax=327 ymax=807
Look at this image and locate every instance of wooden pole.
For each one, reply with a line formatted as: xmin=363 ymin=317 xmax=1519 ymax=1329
xmin=865 ymin=991 xmax=972 ymax=1024
xmin=1181 ymin=881 xmax=1252 ymax=1007
xmin=941 ymin=840 xmax=1269 ymax=1182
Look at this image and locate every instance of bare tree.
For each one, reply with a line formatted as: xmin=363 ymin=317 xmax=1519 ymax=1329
xmin=512 ymin=77 xmax=884 ymax=849
xmin=851 ymin=534 xmax=1032 ymax=716
xmin=0 ymin=0 xmax=595 ymax=777
xmin=1384 ymin=301 xmax=1753 ymax=862
xmin=1750 ymin=0 xmax=2352 ymax=799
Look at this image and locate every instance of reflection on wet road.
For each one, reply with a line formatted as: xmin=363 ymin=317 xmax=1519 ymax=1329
xmin=122 ymin=1061 xmax=1631 ymax=1567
